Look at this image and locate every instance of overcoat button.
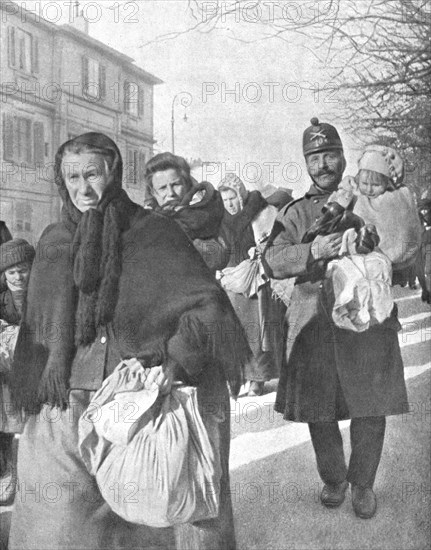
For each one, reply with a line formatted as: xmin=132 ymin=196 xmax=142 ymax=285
xmin=100 ymin=336 xmax=107 ymax=344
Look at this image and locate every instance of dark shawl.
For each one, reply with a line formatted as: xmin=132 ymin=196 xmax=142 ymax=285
xmin=11 ymin=134 xmax=249 ymax=413
xmin=154 ymin=181 xmax=225 ymax=241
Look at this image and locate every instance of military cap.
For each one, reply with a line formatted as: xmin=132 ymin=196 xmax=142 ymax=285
xmin=303 ymin=117 xmax=343 ymax=156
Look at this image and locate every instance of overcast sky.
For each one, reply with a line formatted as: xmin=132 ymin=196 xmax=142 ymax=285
xmin=22 ymin=0 xmax=363 ymax=195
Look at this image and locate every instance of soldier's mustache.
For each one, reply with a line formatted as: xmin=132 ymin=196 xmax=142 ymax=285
xmin=317 ymin=168 xmax=336 ymax=176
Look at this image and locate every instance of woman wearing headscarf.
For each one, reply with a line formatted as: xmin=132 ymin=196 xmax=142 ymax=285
xmin=217 ymin=174 xmax=285 ymax=397
xmin=9 ymin=133 xmax=249 ymax=550
xmin=145 ymin=152 xmax=229 ymax=272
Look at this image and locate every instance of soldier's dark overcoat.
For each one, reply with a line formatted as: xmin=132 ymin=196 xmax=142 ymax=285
xmin=263 ymin=184 xmax=408 ymax=422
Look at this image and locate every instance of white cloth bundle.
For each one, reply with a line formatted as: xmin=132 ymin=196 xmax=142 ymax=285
xmin=0 ymin=321 xmax=19 ymax=374
xmin=79 ymin=361 xmax=221 ymax=528
xmin=330 ymin=245 xmax=394 ymax=332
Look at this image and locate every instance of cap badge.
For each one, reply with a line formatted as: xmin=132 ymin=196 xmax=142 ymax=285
xmin=310 ymin=130 xmax=327 ymax=141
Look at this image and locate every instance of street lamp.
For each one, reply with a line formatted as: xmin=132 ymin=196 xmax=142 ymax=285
xmin=171 ymin=92 xmax=192 ymax=154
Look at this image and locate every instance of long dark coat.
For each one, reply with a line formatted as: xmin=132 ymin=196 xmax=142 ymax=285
xmin=262 ymin=184 xmax=408 ymax=422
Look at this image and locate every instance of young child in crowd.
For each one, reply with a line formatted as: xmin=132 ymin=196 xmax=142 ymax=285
xmin=340 ymin=145 xmax=423 ymax=285
xmin=0 ymin=238 xmax=35 ymax=505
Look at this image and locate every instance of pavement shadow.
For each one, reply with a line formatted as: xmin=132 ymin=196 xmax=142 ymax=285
xmin=231 ymin=370 xmax=430 ymax=550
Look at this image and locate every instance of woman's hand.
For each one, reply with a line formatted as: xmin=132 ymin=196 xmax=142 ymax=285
xmin=311 ymin=233 xmax=343 ymax=261
xmin=247 ymin=246 xmax=257 ymax=260
xmin=124 ymin=358 xmax=174 ymax=395
xmin=145 ymin=364 xmax=174 ymax=395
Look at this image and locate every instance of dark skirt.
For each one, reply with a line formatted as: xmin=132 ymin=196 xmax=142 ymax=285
xmin=226 ymin=285 xmax=285 ymax=382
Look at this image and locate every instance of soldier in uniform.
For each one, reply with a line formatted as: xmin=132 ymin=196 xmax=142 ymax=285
xmin=262 ymin=118 xmax=408 ymax=519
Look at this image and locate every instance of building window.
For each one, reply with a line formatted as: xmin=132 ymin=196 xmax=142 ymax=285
xmin=18 ymin=29 xmax=32 ymax=72
xmin=124 ymin=81 xmax=144 ymax=117
xmin=15 ymin=201 xmax=33 ymax=233
xmin=2 ymin=114 xmax=45 ymax=165
xmin=126 ymin=149 xmax=138 ymax=185
xmin=125 ymin=149 xmax=147 ymax=186
xmin=17 ymin=118 xmax=32 ymax=164
xmin=82 ymin=56 xmax=106 ymax=100
xmin=8 ymin=27 xmax=39 ymax=73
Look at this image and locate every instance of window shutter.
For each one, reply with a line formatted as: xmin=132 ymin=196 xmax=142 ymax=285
xmin=99 ymin=65 xmax=106 ymax=99
xmin=124 ymin=81 xmax=130 ymax=111
xmin=133 ymin=151 xmax=138 ymax=185
xmin=33 ymin=122 xmax=44 ymax=164
xmin=3 ymin=114 xmax=15 ymax=162
xmin=82 ymin=56 xmax=89 ymax=90
xmin=139 ymin=150 xmax=147 ymax=185
xmin=126 ymin=150 xmax=134 ymax=185
xmin=15 ymin=201 xmax=25 ymax=231
xmin=138 ymin=87 xmax=144 ymax=117
xmin=24 ymin=119 xmax=32 ymax=164
xmin=18 ymin=36 xmax=25 ymax=70
xmin=8 ymin=27 xmax=16 ymax=67
xmin=32 ymin=36 xmax=39 ymax=73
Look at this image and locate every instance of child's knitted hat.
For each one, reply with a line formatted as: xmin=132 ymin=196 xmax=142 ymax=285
xmin=358 ymin=145 xmax=404 ymax=184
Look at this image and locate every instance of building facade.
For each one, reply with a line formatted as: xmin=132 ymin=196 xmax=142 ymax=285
xmin=0 ymin=1 xmax=162 ymax=244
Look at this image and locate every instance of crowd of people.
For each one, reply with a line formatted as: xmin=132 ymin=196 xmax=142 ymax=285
xmin=0 ymin=117 xmax=429 ymax=549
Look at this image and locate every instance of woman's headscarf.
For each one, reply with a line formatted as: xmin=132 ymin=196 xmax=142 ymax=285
xmin=218 ymin=173 xmax=248 ymax=210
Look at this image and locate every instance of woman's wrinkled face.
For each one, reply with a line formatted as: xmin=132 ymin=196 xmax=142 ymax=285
xmin=151 ymin=169 xmax=188 ymax=208
xmin=4 ymin=262 xmax=31 ymax=290
xmin=357 ymin=171 xmax=388 ymax=198
xmin=62 ymin=152 xmax=110 ymax=212
xmin=221 ymin=189 xmax=241 ymax=215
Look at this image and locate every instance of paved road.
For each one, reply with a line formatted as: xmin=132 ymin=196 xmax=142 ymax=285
xmin=1 ymin=287 xmax=430 ymax=550
xmin=229 ymin=287 xmax=430 ymax=550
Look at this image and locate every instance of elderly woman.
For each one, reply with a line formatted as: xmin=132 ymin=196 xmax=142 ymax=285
xmin=145 ymin=152 xmax=229 ymax=272
xmin=9 ymin=133 xmax=249 ymax=550
xmin=217 ymin=174 xmax=285 ymax=397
